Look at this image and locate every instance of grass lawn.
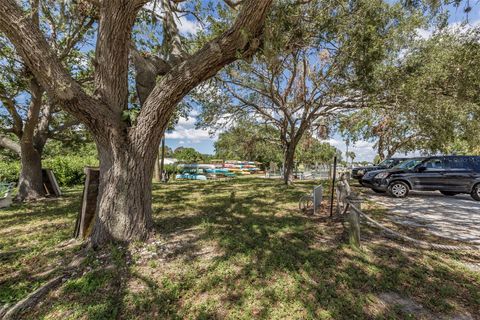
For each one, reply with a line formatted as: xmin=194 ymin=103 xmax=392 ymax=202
xmin=1 ymin=177 xmax=479 ymax=319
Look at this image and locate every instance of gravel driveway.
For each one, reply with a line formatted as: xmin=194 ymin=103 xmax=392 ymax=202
xmin=364 ymin=190 xmax=480 ymax=244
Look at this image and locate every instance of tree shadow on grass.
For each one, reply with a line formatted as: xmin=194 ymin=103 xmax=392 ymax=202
xmin=146 ymin=178 xmax=480 ymax=319
xmin=10 ymin=179 xmax=479 ymax=319
xmin=22 ymin=245 xmax=130 ymax=320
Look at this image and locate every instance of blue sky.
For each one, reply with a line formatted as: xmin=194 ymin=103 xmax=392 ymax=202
xmin=165 ymin=2 xmax=480 ymax=161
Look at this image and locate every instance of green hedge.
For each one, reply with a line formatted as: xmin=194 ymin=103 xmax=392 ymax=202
xmin=43 ymin=155 xmax=99 ymax=186
xmin=164 ymin=164 xmax=177 ymax=175
xmin=0 ymin=155 xmax=98 ymax=187
xmin=0 ymin=161 xmax=21 ymax=183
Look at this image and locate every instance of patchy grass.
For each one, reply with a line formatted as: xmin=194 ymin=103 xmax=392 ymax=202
xmin=0 ymin=187 xmax=83 ymax=306
xmin=2 ymin=177 xmax=479 ymax=319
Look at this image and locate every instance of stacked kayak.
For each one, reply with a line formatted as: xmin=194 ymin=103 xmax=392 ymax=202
xmin=175 ymin=173 xmax=207 ymax=180
xmin=175 ymin=161 xmax=263 ymax=180
xmin=175 ymin=164 xmax=209 ymax=180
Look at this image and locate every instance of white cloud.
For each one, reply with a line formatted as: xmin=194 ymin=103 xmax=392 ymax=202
xmin=415 ymin=28 xmax=433 ymax=40
xmin=166 ymin=114 xmax=217 ymax=143
xmin=415 ymin=18 xmax=480 ymax=41
xmin=177 ymin=16 xmax=202 ymax=36
xmin=177 ymin=116 xmax=196 ymax=126
xmin=143 ymin=2 xmax=202 ymax=36
xmin=322 ymin=138 xmax=377 ymax=162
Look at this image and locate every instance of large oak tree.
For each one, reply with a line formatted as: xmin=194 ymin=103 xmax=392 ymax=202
xmin=0 ymin=0 xmax=273 ymax=245
xmin=0 ymin=0 xmax=94 ymax=200
xmin=197 ymin=0 xmax=420 ymax=184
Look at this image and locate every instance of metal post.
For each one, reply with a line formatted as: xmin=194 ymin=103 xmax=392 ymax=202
xmin=329 ymin=155 xmax=337 ymax=217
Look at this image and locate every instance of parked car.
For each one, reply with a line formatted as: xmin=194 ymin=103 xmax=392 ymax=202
xmin=361 ymin=157 xmax=425 ymax=192
xmin=367 ymin=156 xmax=480 ymax=201
xmin=352 ymin=157 xmax=409 ymax=184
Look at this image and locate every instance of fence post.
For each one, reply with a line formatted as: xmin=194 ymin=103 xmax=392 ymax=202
xmin=347 ymin=195 xmax=363 ymax=249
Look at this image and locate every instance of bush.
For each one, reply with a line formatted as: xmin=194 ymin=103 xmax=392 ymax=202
xmin=0 ymin=161 xmax=20 ymax=183
xmin=0 ymin=155 xmax=98 ymax=187
xmin=43 ymin=155 xmax=99 ymax=187
xmin=164 ymin=164 xmax=177 ymax=175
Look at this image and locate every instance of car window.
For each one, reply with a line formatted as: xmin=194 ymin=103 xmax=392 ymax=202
xmin=393 ymin=160 xmax=411 ymax=169
xmin=469 ymin=157 xmax=480 ymax=172
xmin=423 ymin=158 xmax=445 ymax=170
xmin=446 ymin=157 xmax=469 ymax=170
xmin=394 ymin=159 xmax=419 ymax=169
xmin=378 ymin=159 xmax=395 ymax=167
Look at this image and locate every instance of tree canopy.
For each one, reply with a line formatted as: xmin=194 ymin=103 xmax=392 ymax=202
xmin=196 ymin=0 xmax=425 ymax=183
xmin=340 ymin=25 xmax=480 ymax=158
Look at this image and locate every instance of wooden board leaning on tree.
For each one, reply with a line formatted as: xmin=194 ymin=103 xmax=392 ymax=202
xmin=74 ymin=167 xmax=100 ymax=239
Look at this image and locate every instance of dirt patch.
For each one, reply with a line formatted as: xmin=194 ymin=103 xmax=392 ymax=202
xmin=369 ymin=292 xmax=474 ymax=320
xmin=130 ymin=227 xmax=224 ymax=265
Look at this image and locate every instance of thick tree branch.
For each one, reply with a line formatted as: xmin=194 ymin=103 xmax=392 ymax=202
xmin=34 ymin=103 xmax=53 ymax=149
xmin=161 ymin=0 xmax=188 ymax=62
xmin=94 ymin=0 xmax=142 ymax=112
xmin=131 ymin=47 xmax=171 ymax=106
xmin=0 ymin=135 xmax=21 ymax=154
xmin=0 ymin=0 xmax=114 ymax=136
xmin=133 ymin=0 xmax=273 ymax=148
xmin=22 ymin=79 xmax=44 ymax=144
xmin=0 ymin=94 xmax=23 ymax=137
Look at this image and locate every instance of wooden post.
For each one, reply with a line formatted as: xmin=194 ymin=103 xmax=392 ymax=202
xmin=41 ymin=169 xmax=62 ymax=197
xmin=347 ymin=195 xmax=363 ymax=249
xmin=329 ymin=155 xmax=337 ymax=217
xmin=74 ymin=167 xmax=100 ymax=239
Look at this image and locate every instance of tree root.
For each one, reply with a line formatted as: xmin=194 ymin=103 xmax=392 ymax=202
xmin=1 ymin=244 xmax=86 ymax=319
xmin=1 ymin=276 xmax=65 ymax=319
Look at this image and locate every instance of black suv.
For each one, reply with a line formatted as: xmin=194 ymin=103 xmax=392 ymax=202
xmin=361 ymin=157 xmax=425 ymax=191
xmin=367 ymin=156 xmax=480 ymax=201
xmin=352 ymin=158 xmax=409 ymax=183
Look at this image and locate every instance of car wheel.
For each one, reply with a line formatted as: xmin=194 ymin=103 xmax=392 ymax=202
xmin=471 ymin=184 xmax=480 ymax=201
xmin=372 ymin=188 xmax=386 ymax=194
xmin=388 ymin=181 xmax=409 ymax=198
xmin=440 ymin=191 xmax=458 ymax=196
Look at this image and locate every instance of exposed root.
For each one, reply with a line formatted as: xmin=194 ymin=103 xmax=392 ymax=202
xmin=1 ymin=241 xmax=87 ymax=319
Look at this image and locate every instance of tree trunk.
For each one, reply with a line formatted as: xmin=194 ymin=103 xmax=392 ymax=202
xmin=17 ymin=142 xmax=45 ymax=201
xmin=377 ymin=136 xmax=386 ymax=161
xmin=0 ymin=0 xmax=273 ymax=245
xmin=283 ymin=143 xmax=296 ymax=185
xmin=89 ymin=141 xmax=156 ymax=246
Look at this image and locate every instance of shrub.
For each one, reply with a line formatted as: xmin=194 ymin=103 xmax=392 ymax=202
xmin=164 ymin=164 xmax=177 ymax=175
xmin=0 ymin=155 xmax=98 ymax=186
xmin=43 ymin=155 xmax=99 ymax=187
xmin=0 ymin=161 xmax=20 ymax=183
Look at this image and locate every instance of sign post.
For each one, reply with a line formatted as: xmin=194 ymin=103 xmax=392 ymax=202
xmin=313 ymin=185 xmax=323 ymax=215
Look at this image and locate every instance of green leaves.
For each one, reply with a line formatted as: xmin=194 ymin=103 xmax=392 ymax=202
xmin=122 ymin=107 xmax=141 ymax=127
xmin=341 ymin=25 xmax=480 ymax=157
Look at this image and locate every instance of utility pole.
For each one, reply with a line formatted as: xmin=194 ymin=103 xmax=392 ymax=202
xmin=160 ymin=135 xmax=166 ymax=182
xmin=345 ymin=138 xmax=350 ymax=169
